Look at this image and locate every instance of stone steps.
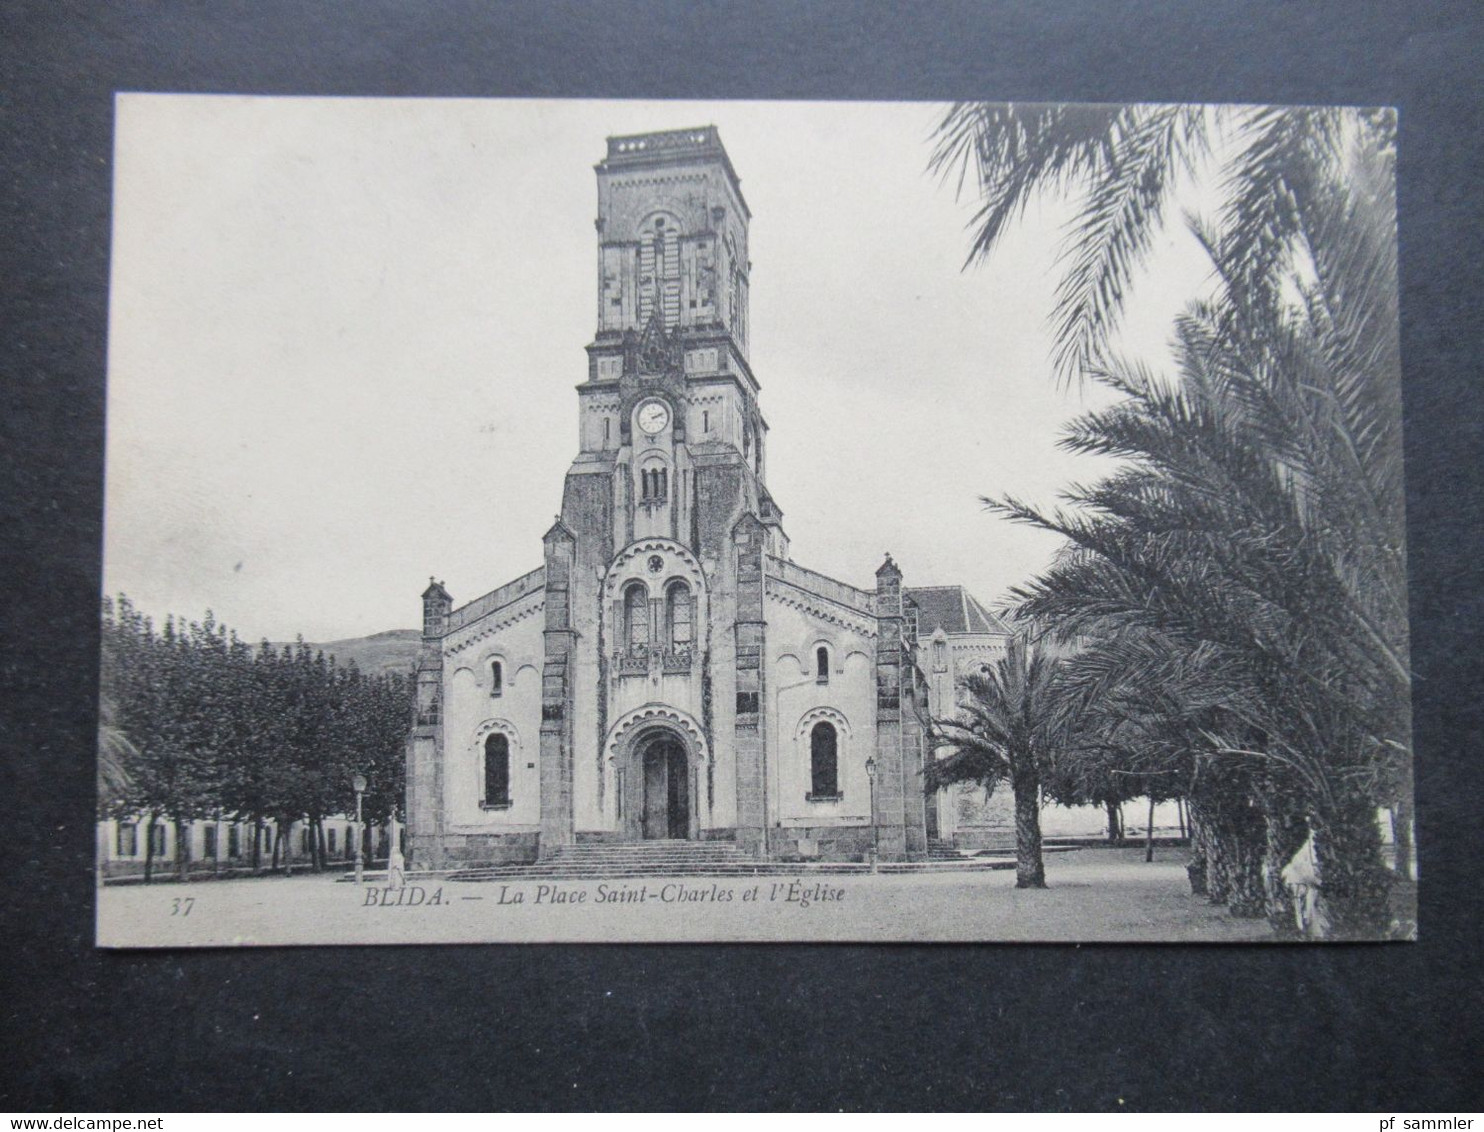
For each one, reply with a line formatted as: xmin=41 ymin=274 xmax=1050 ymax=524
xmin=349 ymin=858 xmax=1009 ymax=886
xmin=449 ymin=839 xmax=755 ymax=881
xmin=348 ymin=839 xmax=1111 ymax=884
xmin=434 ymin=836 xmax=1031 ymax=883
xmin=555 ymin=843 xmax=742 ymax=856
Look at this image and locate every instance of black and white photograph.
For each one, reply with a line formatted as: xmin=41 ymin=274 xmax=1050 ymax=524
xmin=93 ymin=95 xmax=1413 ymax=947
xmin=11 ymin=0 xmax=1484 ymax=1117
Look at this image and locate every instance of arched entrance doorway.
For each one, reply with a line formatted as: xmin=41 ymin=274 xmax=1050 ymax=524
xmin=628 ymin=729 xmax=694 ymax=840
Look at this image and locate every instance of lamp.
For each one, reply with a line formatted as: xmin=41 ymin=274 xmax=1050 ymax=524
xmin=352 ymin=773 xmax=368 ymax=885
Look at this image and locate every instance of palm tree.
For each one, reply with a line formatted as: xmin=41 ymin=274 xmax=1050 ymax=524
xmin=1049 ymin=625 xmax=1296 ymax=923
xmin=929 ymin=102 xmax=1371 ymax=386
xmin=96 ymin=710 xmax=136 ymax=808
xmin=96 ymin=690 xmax=137 ymax=886
xmin=927 ymin=636 xmax=1067 ymax=888
xmin=933 ymin=103 xmax=1407 ymax=937
xmin=984 ymin=143 xmax=1405 ymax=934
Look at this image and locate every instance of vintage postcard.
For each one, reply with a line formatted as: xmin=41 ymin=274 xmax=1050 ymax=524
xmin=96 ymin=96 xmax=1412 ymax=946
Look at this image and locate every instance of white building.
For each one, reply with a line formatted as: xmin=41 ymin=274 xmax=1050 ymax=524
xmin=407 ymin=127 xmax=1010 ymax=867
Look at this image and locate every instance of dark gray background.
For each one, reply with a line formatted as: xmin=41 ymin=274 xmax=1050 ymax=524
xmin=3 ymin=1 xmax=1481 ymax=1111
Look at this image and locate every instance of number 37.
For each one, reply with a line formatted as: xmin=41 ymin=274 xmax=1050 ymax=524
xmin=171 ymin=897 xmax=195 ymax=916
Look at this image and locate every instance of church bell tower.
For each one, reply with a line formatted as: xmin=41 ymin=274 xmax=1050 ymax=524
xmin=593 ymin=126 xmax=751 ymax=362
xmin=561 ymin=126 xmax=785 ymax=562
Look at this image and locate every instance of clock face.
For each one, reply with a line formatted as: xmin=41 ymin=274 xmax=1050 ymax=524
xmin=637 ymin=401 xmax=670 ymax=435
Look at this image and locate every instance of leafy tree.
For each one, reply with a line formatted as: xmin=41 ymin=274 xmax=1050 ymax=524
xmin=1038 ymin=738 xmax=1135 ymax=844
xmin=99 ymin=595 xmax=415 ymax=880
xmin=125 ymin=612 xmax=216 ymax=877
xmin=97 ymin=600 xmax=138 ymax=811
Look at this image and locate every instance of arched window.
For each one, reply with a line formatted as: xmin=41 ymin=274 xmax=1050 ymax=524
xmin=484 ymin=733 xmax=511 ymax=807
xmin=933 ymin=638 xmax=947 ymax=670
xmin=624 ymin=583 xmax=649 ymax=652
xmin=667 ymin=581 xmax=693 ymax=649
xmin=489 ymin=660 xmax=503 ymax=697
xmin=640 ymin=464 xmax=668 ymax=502
xmin=809 ymin=722 xmax=839 ymax=799
xmin=639 ymin=215 xmax=681 ymax=329
xmin=815 ymin=645 xmax=830 ymax=683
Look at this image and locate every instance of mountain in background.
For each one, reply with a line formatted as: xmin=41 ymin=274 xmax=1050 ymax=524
xmin=294 ymin=629 xmax=421 ymax=676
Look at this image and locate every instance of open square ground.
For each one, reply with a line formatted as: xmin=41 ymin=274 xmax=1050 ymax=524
xmin=97 ymin=847 xmax=1276 ymax=947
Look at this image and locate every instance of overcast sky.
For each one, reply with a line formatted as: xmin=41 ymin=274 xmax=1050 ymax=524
xmin=104 ymin=96 xmax=1216 ymax=644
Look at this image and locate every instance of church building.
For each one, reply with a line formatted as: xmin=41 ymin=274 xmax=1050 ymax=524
xmin=405 ymin=127 xmax=1010 ymax=868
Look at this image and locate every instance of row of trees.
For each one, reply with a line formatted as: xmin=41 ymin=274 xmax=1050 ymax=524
xmin=99 ymin=595 xmax=411 ymax=882
xmin=927 ymin=105 xmax=1410 ymax=939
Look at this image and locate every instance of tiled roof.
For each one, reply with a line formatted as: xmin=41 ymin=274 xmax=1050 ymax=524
xmin=904 ymin=585 xmax=1012 ymax=636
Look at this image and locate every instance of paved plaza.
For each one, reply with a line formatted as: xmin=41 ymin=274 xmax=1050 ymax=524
xmin=97 ymin=848 xmax=1274 ymax=947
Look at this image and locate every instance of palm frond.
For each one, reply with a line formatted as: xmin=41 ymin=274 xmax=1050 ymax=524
xmin=1050 ymin=106 xmax=1207 ymax=381
xmin=930 ymin=102 xmax=1124 ymax=265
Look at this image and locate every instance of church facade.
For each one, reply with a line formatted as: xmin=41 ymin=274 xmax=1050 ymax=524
xmin=405 ymin=127 xmax=1010 ymax=868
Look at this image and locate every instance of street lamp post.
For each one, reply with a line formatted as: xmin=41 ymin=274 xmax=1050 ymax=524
xmin=865 ymin=755 xmax=879 ymax=874
xmin=352 ymin=773 xmax=367 ymax=885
